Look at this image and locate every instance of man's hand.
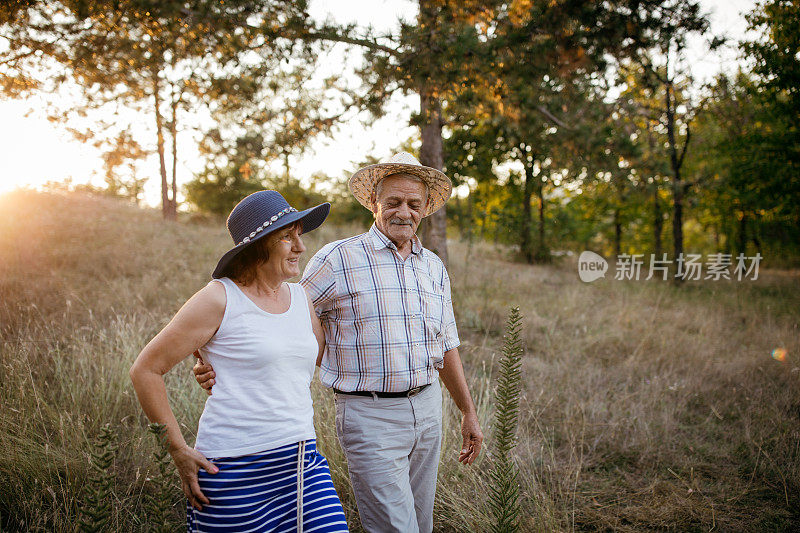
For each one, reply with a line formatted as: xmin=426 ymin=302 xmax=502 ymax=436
xmin=458 ymin=412 xmax=483 ymax=465
xmin=438 ymin=347 xmax=483 ymax=465
xmin=192 ymin=351 xmax=216 ymax=395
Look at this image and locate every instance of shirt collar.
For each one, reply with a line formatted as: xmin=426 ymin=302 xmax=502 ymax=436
xmin=369 ymin=223 xmax=424 ymax=256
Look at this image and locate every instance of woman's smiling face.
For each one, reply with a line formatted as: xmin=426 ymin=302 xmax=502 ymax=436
xmin=264 ymin=222 xmax=306 ymax=280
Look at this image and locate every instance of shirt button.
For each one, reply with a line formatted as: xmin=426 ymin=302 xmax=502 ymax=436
xmin=411 ymin=313 xmax=417 ymax=318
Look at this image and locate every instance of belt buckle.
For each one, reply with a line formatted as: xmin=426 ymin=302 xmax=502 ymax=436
xmin=407 ymin=385 xmax=424 ymax=398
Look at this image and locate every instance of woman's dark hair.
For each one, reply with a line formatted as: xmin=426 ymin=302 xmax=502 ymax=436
xmin=221 ymin=222 xmax=299 ymax=285
xmin=223 ymin=238 xmax=269 ymax=285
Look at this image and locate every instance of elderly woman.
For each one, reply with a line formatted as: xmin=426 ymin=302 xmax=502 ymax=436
xmin=129 ymin=190 xmax=349 ymax=533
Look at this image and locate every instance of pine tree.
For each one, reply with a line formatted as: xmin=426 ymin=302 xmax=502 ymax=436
xmin=488 ymin=307 xmax=524 ymax=533
xmin=145 ymin=423 xmax=179 ymax=533
xmin=78 ymin=423 xmax=118 ymax=533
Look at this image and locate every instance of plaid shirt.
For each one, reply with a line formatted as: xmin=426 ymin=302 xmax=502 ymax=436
xmin=300 ymin=224 xmax=460 ymax=392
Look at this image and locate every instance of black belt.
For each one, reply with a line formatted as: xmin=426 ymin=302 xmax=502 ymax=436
xmin=334 ymin=383 xmax=430 ymax=398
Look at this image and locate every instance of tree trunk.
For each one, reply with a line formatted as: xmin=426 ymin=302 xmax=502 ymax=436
xmin=520 ymin=159 xmax=535 ymax=263
xmin=665 ymin=81 xmax=686 ymax=276
xmin=751 ymin=214 xmax=762 ymax=256
xmin=153 ymin=74 xmax=175 ymax=221
xmin=465 ymin=188 xmax=474 ymax=242
xmin=417 ymin=0 xmax=448 ymax=265
xmin=418 ymin=91 xmax=448 ymax=265
xmin=722 ymin=212 xmax=733 ymax=255
xmin=653 ymin=186 xmax=663 ymax=258
xmin=737 ymin=211 xmax=747 ymax=257
xmin=672 ymin=182 xmax=684 ymax=269
xmin=452 ymin=195 xmax=462 ymax=236
xmin=131 ymin=166 xmax=141 ymax=207
xmin=614 ymin=207 xmax=622 ymax=257
xmin=537 ymin=180 xmax=546 ymax=261
xmin=170 ymin=96 xmax=178 ymax=214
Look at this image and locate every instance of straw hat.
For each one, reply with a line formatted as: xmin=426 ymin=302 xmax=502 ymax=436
xmin=212 ymin=190 xmax=329 ymax=279
xmin=348 ymin=152 xmax=452 ymax=217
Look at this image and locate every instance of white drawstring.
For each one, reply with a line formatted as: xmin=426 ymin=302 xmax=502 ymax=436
xmin=296 ymin=440 xmax=306 ymax=533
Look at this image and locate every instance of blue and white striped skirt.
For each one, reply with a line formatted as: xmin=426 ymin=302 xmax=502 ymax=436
xmin=186 ymin=440 xmax=349 ymax=532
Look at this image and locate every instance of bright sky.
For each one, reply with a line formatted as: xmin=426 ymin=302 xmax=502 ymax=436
xmin=0 ymin=0 xmax=758 ymax=204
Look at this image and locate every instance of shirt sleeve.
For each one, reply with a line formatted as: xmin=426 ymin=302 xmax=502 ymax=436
xmin=441 ymin=267 xmax=460 ymax=352
xmin=300 ymin=251 xmax=336 ymax=317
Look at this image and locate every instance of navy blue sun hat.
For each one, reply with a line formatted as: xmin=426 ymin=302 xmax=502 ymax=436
xmin=212 ymin=190 xmax=330 ymax=279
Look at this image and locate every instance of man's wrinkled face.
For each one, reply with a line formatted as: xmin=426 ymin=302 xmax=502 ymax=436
xmin=371 ymin=174 xmax=428 ymax=246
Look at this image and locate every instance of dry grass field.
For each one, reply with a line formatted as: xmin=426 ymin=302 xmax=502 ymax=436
xmin=1 ymin=190 xmax=798 ymax=531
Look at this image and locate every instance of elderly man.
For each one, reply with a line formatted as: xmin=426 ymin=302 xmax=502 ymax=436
xmin=195 ymin=152 xmax=483 ymax=532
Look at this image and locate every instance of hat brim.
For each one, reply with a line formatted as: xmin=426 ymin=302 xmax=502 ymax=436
xmin=348 ymin=162 xmax=452 ymax=217
xmin=212 ymin=202 xmax=330 ymax=279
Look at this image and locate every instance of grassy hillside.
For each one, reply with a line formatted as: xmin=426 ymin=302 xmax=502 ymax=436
xmin=1 ymin=190 xmax=798 ymax=531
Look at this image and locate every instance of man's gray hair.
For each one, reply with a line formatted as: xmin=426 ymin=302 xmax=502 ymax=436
xmin=374 ymin=172 xmax=430 ymax=201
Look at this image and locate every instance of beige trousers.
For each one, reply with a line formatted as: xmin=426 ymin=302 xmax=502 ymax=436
xmin=334 ymin=379 xmax=442 ymax=533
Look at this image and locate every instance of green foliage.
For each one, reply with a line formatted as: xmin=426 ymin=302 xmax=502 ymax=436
xmin=314 ymin=175 xmax=375 ymax=227
xmin=488 ymin=307 xmax=524 ymax=533
xmin=98 ymin=130 xmax=148 ymax=205
xmin=737 ymin=0 xmax=800 ymax=253
xmin=185 ymin=163 xmax=267 ymax=217
xmin=5 ymin=0 xmax=798 ymax=264
xmin=144 ymin=423 xmax=179 ymax=533
xmin=185 ymin=163 xmax=372 ymax=226
xmin=744 ymin=0 xmax=800 ymax=111
xmin=684 ymin=0 xmax=800 ymax=264
xmin=78 ymin=424 xmax=118 ymax=533
xmin=265 ymin=175 xmax=330 ymax=213
xmin=199 ymin=64 xmax=346 ymax=186
xmin=443 ymin=0 xmax=707 ymax=264
xmin=0 ymin=0 xmax=316 ymax=219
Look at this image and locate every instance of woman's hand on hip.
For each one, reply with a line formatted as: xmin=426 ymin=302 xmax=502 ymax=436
xmin=170 ymin=444 xmax=219 ymax=510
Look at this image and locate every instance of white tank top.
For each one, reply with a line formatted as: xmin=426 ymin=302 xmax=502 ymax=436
xmin=194 ymin=278 xmax=318 ymax=457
